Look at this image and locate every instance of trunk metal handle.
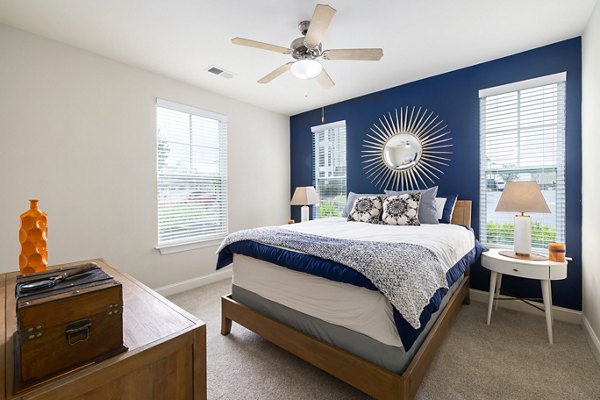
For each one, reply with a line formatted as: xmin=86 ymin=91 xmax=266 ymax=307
xmin=65 ymin=319 xmax=92 ymax=345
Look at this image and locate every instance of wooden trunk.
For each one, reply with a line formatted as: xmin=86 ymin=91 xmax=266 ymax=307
xmin=14 ymin=264 xmax=126 ymax=391
xmin=1 ymin=259 xmax=206 ymax=400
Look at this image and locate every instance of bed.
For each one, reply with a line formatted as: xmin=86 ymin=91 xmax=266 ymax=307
xmin=217 ymin=200 xmax=479 ymax=400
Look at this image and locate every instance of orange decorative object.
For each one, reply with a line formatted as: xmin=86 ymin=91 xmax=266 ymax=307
xmin=548 ymin=242 xmax=566 ymax=262
xmin=19 ymin=199 xmax=48 ymax=274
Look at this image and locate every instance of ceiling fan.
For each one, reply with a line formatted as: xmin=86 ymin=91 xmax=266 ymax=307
xmin=231 ymin=4 xmax=384 ymax=89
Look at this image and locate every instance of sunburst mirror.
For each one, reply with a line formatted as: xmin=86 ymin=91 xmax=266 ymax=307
xmin=362 ymin=106 xmax=452 ymax=191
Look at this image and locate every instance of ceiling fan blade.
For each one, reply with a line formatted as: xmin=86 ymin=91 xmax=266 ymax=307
xmin=316 ymin=68 xmax=335 ymax=89
xmin=258 ymin=62 xmax=294 ymax=84
xmin=232 ymin=37 xmax=291 ymax=54
xmin=322 ymin=48 xmax=384 ymax=61
xmin=304 ymin=4 xmax=336 ymax=49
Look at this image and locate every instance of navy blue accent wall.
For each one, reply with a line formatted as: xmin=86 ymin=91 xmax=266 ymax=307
xmin=290 ymin=38 xmax=582 ymax=310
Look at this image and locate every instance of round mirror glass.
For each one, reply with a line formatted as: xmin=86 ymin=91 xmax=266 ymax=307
xmin=383 ymin=133 xmax=422 ymax=170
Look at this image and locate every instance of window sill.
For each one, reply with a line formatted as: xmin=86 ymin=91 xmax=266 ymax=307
xmin=156 ymin=237 xmax=224 ymax=255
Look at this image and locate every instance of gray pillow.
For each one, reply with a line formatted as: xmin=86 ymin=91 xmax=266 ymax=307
xmin=384 ymin=186 xmax=439 ymax=224
xmin=342 ymin=192 xmax=384 ymax=217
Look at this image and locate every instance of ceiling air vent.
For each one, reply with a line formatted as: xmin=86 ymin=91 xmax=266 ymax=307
xmin=207 ymin=66 xmax=234 ymax=79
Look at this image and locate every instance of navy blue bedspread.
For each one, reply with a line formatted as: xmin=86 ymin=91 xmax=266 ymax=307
xmin=217 ymin=232 xmax=485 ymax=350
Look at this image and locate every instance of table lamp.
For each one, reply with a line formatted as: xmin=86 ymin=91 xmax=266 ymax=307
xmin=290 ymin=186 xmax=320 ymax=222
xmin=494 ymin=181 xmax=550 ymax=257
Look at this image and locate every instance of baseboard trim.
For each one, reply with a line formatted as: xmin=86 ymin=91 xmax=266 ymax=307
xmin=155 ymin=268 xmax=232 ymax=297
xmin=469 ymin=289 xmax=582 ymax=325
xmin=583 ymin=316 xmax=600 ymax=366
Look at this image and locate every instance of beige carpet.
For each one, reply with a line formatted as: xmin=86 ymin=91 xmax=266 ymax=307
xmin=168 ymin=279 xmax=600 ymax=400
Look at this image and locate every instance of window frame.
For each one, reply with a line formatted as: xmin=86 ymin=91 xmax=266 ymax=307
xmin=311 ymin=120 xmax=347 ymax=219
xmin=479 ymin=73 xmax=566 ymax=251
xmin=155 ymin=98 xmax=228 ymax=253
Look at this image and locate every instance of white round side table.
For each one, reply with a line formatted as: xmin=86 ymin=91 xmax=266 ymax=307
xmin=481 ymin=248 xmax=568 ymax=344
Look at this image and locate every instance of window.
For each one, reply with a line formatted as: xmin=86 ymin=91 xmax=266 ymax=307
xmin=479 ymin=73 xmax=566 ymax=250
xmin=311 ymin=121 xmax=347 ymax=218
xmin=156 ymin=99 xmax=227 ymax=249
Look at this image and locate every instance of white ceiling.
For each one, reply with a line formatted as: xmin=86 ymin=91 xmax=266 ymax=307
xmin=0 ymin=0 xmax=596 ymax=116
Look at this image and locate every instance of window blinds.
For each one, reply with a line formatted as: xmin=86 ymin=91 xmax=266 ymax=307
xmin=156 ymin=99 xmax=228 ymax=246
xmin=312 ymin=121 xmax=347 ymax=218
xmin=479 ymin=74 xmax=566 ymax=250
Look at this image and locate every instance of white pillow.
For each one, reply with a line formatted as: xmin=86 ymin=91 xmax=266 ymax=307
xmin=435 ymin=197 xmax=447 ymax=220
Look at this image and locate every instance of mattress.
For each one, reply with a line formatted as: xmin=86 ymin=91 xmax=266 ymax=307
xmin=232 ymin=254 xmax=402 ymax=347
xmin=231 ymin=276 xmax=464 ymax=373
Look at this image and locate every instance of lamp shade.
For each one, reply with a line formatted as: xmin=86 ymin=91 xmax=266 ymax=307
xmin=290 ymin=59 xmax=323 ymax=80
xmin=495 ymin=181 xmax=551 ymax=214
xmin=290 ymin=186 xmax=320 ymax=206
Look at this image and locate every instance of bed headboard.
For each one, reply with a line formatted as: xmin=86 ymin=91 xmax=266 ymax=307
xmin=451 ymin=200 xmax=472 ymax=227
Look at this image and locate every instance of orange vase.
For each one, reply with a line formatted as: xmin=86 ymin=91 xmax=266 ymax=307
xmin=19 ymin=199 xmax=48 ymax=274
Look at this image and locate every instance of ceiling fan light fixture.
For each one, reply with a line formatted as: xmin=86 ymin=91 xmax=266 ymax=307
xmin=291 ymin=59 xmax=322 ymax=79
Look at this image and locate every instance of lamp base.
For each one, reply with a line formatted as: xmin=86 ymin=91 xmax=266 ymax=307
xmin=513 ymin=215 xmax=532 ymax=256
xmin=300 ymin=205 xmax=309 ymax=222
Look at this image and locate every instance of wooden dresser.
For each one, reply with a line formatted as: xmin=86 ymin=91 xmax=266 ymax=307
xmin=0 ymin=259 xmax=206 ymax=400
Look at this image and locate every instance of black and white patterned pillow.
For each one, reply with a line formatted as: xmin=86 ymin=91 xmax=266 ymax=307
xmin=382 ymin=194 xmax=421 ymax=225
xmin=347 ymin=196 xmax=382 ymax=224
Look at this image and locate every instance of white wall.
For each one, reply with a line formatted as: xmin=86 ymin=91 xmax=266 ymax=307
xmin=582 ymin=1 xmax=600 ymax=362
xmin=0 ymin=24 xmax=290 ymax=289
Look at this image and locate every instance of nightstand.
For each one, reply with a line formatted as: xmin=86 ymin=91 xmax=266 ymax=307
xmin=481 ymin=248 xmax=567 ymax=344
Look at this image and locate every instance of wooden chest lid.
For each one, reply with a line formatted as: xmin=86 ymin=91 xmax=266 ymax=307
xmin=16 ymin=262 xmax=115 ymax=306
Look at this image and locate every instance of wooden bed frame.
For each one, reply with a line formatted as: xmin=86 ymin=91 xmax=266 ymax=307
xmin=221 ymin=200 xmax=472 ymax=400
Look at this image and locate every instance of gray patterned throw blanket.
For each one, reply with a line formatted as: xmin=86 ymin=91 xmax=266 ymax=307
xmin=218 ymin=226 xmax=449 ymax=329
